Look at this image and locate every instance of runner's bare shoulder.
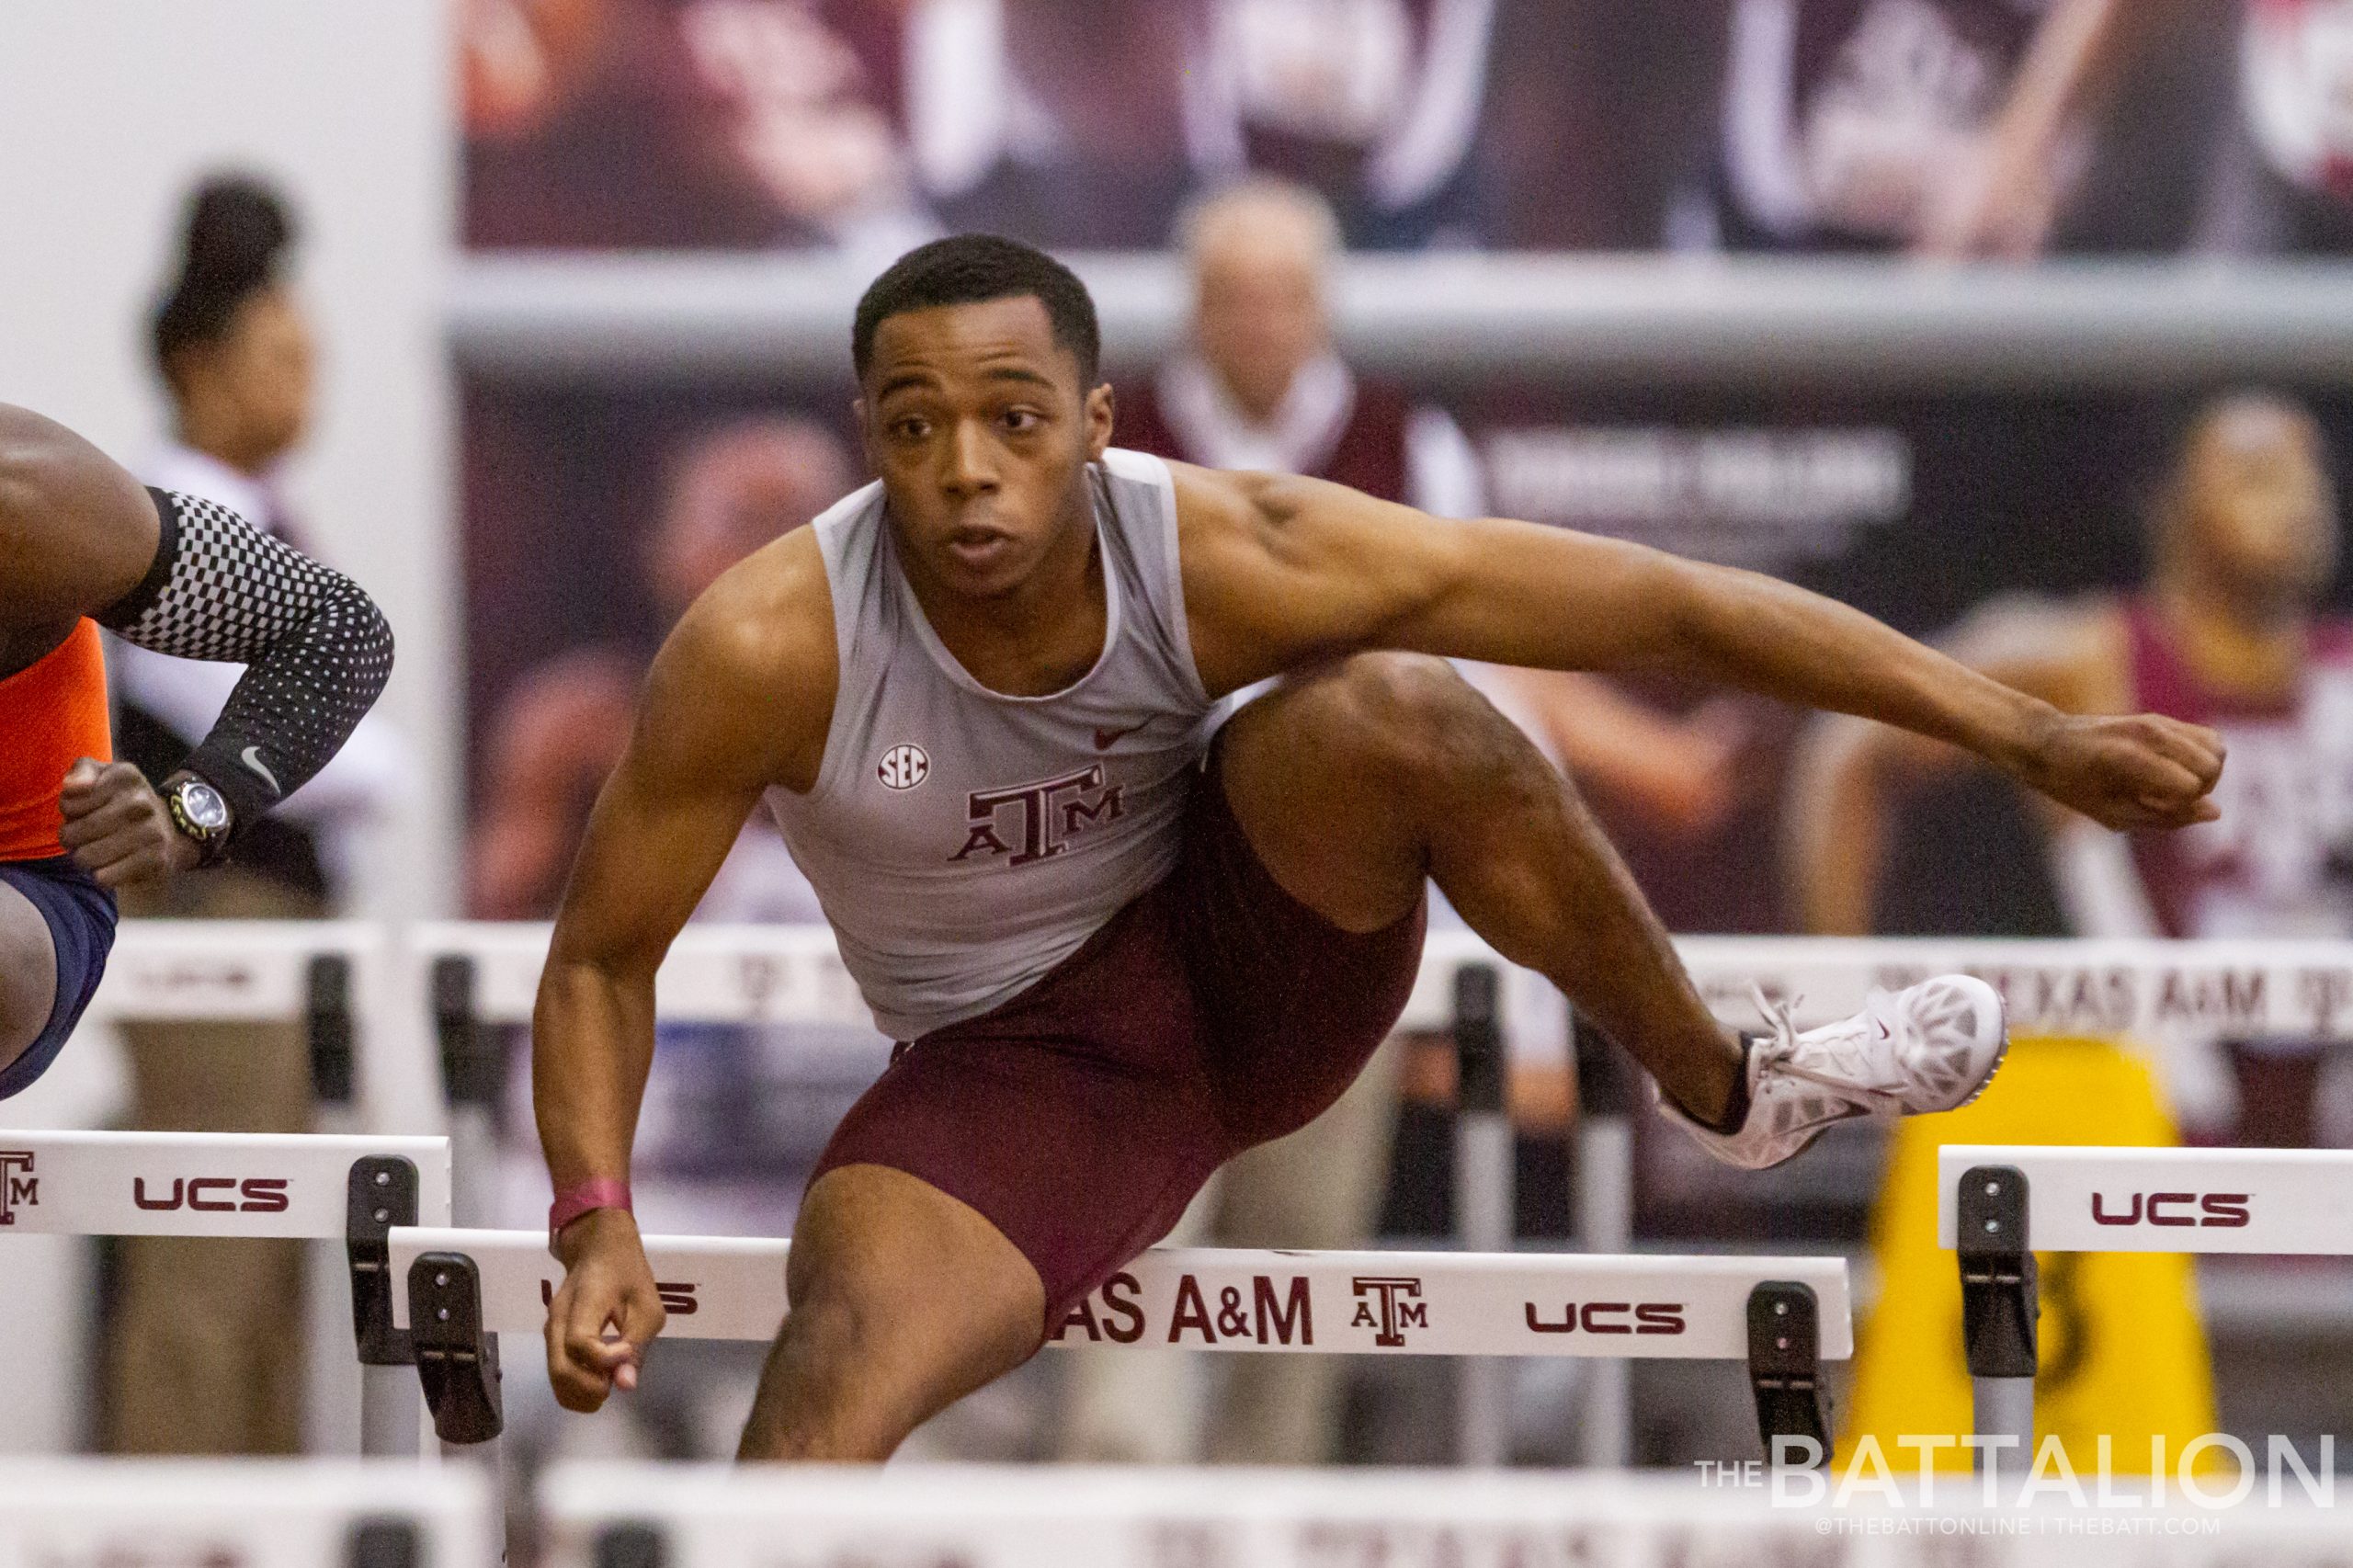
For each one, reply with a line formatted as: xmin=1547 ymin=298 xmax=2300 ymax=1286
xmin=0 ymin=403 xmax=160 ymax=629
xmin=645 ymin=525 xmax=839 ymax=795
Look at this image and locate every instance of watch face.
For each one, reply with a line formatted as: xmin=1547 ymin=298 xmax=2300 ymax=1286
xmin=178 ymin=779 xmax=230 ymax=832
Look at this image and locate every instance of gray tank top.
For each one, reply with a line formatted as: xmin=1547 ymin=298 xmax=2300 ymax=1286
xmin=765 ymin=449 xmax=1220 ymax=1040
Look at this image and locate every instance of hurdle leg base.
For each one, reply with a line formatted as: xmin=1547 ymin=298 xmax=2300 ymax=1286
xmin=359 ymin=1362 xmax=424 ymax=1458
xmin=1970 ymin=1376 xmax=2035 ymax=1481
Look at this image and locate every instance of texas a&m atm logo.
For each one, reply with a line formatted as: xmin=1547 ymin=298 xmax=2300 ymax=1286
xmin=952 ymin=765 xmax=1125 ymax=866
xmin=1351 ymin=1276 xmax=1427 ymax=1347
xmin=2090 ymin=1190 xmax=2252 ymax=1229
xmin=0 ymin=1150 xmax=36 ymax=1225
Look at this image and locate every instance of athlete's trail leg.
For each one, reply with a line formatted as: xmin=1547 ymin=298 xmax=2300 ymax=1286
xmin=1216 ymin=653 xmax=1745 ymax=1126
xmin=0 ymin=881 xmax=57 ymax=1072
xmin=736 ymin=1163 xmax=1045 ymax=1461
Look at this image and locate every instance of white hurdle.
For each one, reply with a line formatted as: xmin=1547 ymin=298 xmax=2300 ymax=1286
xmin=1937 ymin=1142 xmax=2353 ymax=1483
xmin=0 ymin=1459 xmax=492 ymax=1567
xmin=535 ymin=1460 xmax=2353 ymax=1568
xmin=383 ymin=1223 xmax=1852 ymax=1463
xmin=0 ymin=1130 xmax=451 ymax=1456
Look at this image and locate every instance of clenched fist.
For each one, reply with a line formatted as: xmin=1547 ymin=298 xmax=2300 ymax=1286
xmin=58 ymin=758 xmax=199 ymax=887
xmin=2016 ymin=712 xmax=2226 ymax=832
xmin=545 ymin=1207 xmax=666 ymax=1413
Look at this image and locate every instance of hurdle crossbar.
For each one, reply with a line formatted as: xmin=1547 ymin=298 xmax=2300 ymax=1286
xmin=388 ymin=1225 xmax=1849 ymax=1458
xmin=1938 ymin=1142 xmax=2353 ymax=1485
xmin=0 ymin=1460 xmax=494 ymax=1567
xmin=82 ymin=920 xmax=390 ymax=1107
xmin=0 ymin=1131 xmax=452 ymax=1459
xmin=0 ymin=1130 xmax=449 ymax=1239
xmin=1938 ymin=1142 xmax=2353 ymax=1255
xmin=416 ymin=924 xmax=2353 ymax=1041
xmin=391 ymin=1226 xmax=1849 ymax=1358
xmin=415 ymin=922 xmax=1543 ymax=1038
xmin=81 ymin=919 xmax=383 ymax=1023
xmin=536 ymin=1459 xmax=2353 ymax=1568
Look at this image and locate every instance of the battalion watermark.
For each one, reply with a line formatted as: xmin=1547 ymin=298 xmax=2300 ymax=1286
xmin=1695 ymin=1432 xmax=2336 ymax=1521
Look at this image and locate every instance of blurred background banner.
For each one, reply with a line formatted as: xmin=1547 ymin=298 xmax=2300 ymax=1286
xmin=455 ymin=0 xmax=2353 ymax=259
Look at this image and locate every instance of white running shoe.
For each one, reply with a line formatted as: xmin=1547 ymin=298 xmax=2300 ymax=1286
xmin=1659 ymin=974 xmax=2008 ymax=1171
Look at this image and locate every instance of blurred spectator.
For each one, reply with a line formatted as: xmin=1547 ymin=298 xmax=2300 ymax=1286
xmin=1702 ymin=0 xmax=2230 ymax=256
xmin=103 ymin=176 xmax=412 ymax=1455
xmin=1789 ymin=392 xmax=2353 ymax=1143
xmin=2202 ymin=0 xmax=2353 ymax=253
xmin=462 ymin=0 xmax=929 ymax=254
xmin=1119 ymin=177 xmax=1481 ymax=508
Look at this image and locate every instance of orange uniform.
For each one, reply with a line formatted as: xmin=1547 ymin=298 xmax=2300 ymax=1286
xmin=0 ymin=620 xmax=111 ymax=862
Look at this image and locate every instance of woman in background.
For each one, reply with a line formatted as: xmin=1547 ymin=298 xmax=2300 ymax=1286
xmin=100 ymin=176 xmax=410 ymax=1456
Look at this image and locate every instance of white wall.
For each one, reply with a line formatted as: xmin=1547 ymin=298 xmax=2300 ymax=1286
xmin=0 ymin=2 xmax=453 ymax=1453
xmin=0 ymin=0 xmax=457 ymax=926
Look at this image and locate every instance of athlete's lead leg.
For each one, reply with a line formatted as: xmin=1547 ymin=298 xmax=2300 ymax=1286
xmin=1216 ymin=654 xmax=2007 ymax=1165
xmin=1215 ymin=653 xmax=1749 ymax=1128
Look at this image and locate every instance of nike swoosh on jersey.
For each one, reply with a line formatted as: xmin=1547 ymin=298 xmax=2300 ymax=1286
xmin=241 ymin=745 xmax=281 ymax=795
xmin=1094 ymin=723 xmax=1147 ymax=751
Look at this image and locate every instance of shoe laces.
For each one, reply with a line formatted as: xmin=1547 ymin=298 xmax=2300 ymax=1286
xmin=1747 ymin=985 xmax=1907 ymax=1109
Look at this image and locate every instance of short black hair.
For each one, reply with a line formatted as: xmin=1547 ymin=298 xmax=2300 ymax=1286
xmin=853 ymin=234 xmax=1100 ymax=385
xmin=153 ymin=175 xmax=296 ymax=377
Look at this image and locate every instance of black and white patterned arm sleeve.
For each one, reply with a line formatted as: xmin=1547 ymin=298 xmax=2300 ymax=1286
xmin=96 ymin=488 xmax=395 ymax=836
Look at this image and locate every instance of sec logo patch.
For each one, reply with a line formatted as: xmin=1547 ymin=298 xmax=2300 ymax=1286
xmin=878 ymin=744 xmax=930 ymax=790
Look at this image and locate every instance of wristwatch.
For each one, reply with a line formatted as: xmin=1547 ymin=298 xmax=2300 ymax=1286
xmin=164 ymin=773 xmax=233 ymax=863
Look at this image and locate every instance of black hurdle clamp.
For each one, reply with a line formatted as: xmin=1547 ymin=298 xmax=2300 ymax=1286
xmin=308 ymin=954 xmax=356 ymax=1108
xmin=595 ymin=1523 xmax=667 ymax=1568
xmin=1957 ymin=1165 xmax=2038 ymax=1380
xmin=1453 ymin=963 xmax=1505 ymax=1117
xmin=434 ymin=955 xmax=504 ymax=1111
xmin=347 ymin=1156 xmax=420 ymax=1366
xmin=408 ymin=1251 xmax=505 ymax=1444
xmin=346 ymin=1518 xmax=420 ymax=1568
xmin=1746 ymin=1280 xmax=1829 ymax=1464
xmin=1571 ymin=1011 xmax=1639 ymax=1121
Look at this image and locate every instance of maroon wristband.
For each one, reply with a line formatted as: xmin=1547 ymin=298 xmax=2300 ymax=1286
xmin=548 ymin=1178 xmax=632 ymax=1253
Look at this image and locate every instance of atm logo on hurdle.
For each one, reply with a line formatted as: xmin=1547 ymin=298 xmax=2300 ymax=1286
xmin=1350 ymin=1276 xmax=1427 ymax=1346
xmin=0 ymin=1150 xmax=35 ymax=1225
xmin=2090 ymin=1190 xmax=2253 ymax=1228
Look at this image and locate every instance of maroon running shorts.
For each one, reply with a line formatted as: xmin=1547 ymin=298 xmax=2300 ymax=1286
xmin=807 ymin=750 xmax=1427 ymax=1332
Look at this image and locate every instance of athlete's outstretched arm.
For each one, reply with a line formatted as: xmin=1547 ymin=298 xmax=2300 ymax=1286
xmin=1 ymin=402 xmax=394 ymax=883
xmin=1175 ymin=464 xmax=2222 ymax=833
xmin=532 ymin=532 xmax=835 ymax=1412
xmin=1786 ymin=597 xmax=2132 ymax=934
